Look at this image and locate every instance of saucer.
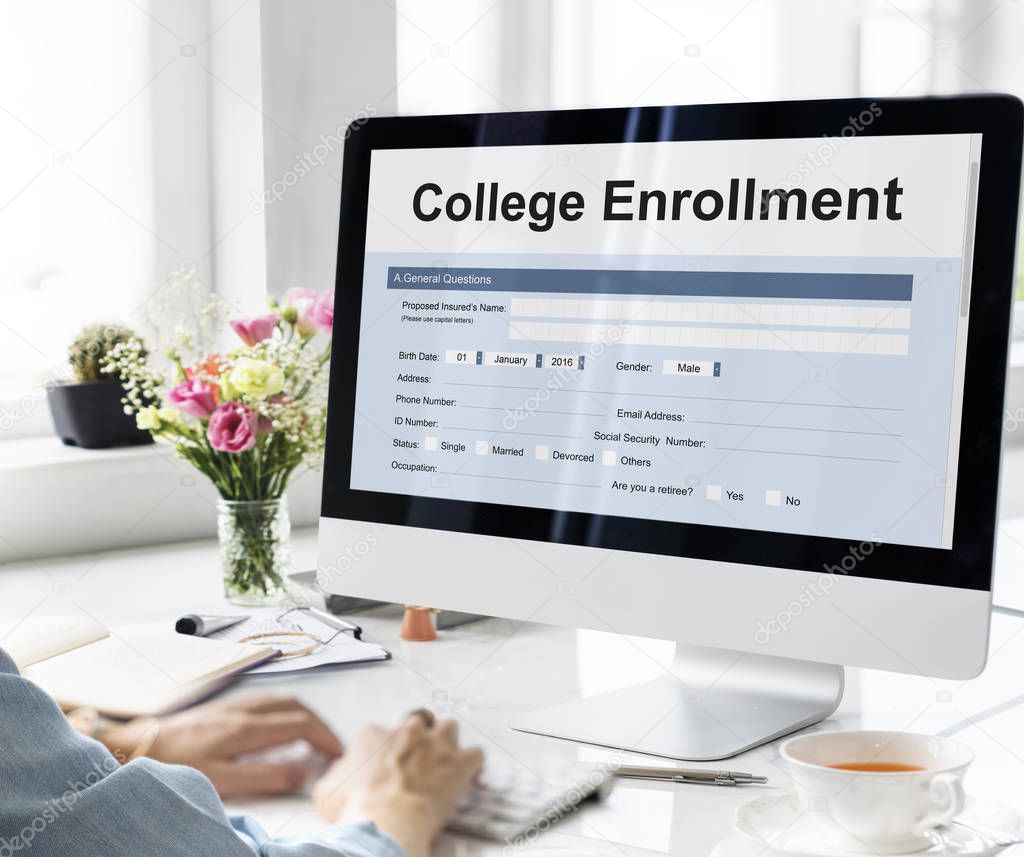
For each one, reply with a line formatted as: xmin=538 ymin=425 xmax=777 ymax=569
xmin=733 ymin=792 xmax=1021 ymax=856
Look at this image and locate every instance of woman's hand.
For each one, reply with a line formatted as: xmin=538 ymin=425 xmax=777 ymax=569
xmin=102 ymin=696 xmax=342 ymax=798
xmin=313 ymin=712 xmax=483 ymax=857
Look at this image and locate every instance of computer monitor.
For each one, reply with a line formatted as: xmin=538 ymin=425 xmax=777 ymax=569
xmin=319 ymin=96 xmax=1022 ymax=760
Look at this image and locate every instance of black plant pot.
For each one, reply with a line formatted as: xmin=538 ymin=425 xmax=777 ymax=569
xmin=47 ymin=380 xmax=154 ymax=450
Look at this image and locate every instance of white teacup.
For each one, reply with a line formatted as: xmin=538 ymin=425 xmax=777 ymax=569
xmin=780 ymin=730 xmax=973 ymax=854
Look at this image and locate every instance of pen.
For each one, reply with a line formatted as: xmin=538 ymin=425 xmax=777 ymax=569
xmin=303 ymin=606 xmax=363 ymax=639
xmin=175 ymin=613 xmax=248 ymax=636
xmin=614 ymin=764 xmax=768 ymax=786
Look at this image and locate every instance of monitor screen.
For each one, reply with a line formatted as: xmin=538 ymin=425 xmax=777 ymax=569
xmin=346 ymin=132 xmax=980 ymax=551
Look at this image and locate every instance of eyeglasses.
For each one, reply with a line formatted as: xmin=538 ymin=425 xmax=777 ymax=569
xmin=237 ymin=606 xmax=348 ymax=660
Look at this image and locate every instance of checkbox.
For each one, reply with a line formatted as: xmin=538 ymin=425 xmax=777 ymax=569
xmin=601 ymin=450 xmax=617 ymax=466
xmin=535 ymin=445 xmax=549 ymax=460
xmin=706 ymin=484 xmax=722 ymax=501
xmin=475 ymin=440 xmax=489 ymax=455
xmin=765 ymin=490 xmax=781 ymax=507
xmin=424 ymin=436 xmax=438 ymax=451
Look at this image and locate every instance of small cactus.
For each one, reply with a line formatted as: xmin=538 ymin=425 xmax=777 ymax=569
xmin=68 ymin=323 xmax=143 ymax=383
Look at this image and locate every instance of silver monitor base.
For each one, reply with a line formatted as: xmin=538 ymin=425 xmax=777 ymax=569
xmin=510 ymin=643 xmax=844 ymax=761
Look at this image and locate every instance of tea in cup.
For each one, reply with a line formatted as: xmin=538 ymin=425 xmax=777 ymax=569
xmin=780 ymin=730 xmax=973 ymax=854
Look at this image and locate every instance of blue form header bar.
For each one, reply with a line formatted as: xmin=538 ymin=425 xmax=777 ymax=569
xmin=387 ymin=266 xmax=912 ymax=301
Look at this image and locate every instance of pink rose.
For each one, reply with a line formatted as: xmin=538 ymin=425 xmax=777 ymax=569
xmin=168 ymin=377 xmax=218 ymax=418
xmin=207 ymin=403 xmax=258 ymax=453
xmin=283 ymin=287 xmax=317 ymax=335
xmin=310 ymin=290 xmax=333 ymax=331
xmin=229 ymin=314 xmax=279 ymax=347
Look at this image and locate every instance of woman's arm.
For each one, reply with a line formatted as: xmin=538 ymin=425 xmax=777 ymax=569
xmin=71 ymin=696 xmax=344 ymax=798
xmin=0 ymin=649 xmax=405 ymax=857
xmin=313 ymin=714 xmax=484 ymax=857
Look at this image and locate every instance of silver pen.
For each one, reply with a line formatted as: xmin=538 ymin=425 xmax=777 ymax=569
xmin=614 ymin=764 xmax=768 ymax=786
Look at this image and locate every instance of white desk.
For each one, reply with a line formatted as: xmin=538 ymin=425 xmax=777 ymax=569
xmin=3 ymin=530 xmax=1024 ymax=856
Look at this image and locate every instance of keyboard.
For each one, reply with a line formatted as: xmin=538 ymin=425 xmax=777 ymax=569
xmin=447 ymin=756 xmax=616 ymax=841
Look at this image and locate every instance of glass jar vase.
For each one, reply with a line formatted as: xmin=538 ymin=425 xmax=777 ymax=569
xmin=217 ymin=497 xmax=290 ymax=605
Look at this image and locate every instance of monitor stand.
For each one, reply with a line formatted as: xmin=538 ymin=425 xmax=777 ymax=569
xmin=509 ymin=643 xmax=844 ymax=761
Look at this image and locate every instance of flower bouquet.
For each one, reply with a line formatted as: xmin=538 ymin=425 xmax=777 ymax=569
xmin=106 ymin=280 xmax=334 ymax=604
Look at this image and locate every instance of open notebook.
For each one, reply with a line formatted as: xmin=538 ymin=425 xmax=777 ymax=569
xmin=3 ymin=617 xmax=275 ymax=718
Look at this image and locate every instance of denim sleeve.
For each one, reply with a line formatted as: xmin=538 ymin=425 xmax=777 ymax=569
xmin=0 ymin=649 xmax=405 ymax=857
xmin=231 ymin=817 xmax=407 ymax=857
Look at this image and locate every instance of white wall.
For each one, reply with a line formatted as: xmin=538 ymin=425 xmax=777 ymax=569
xmin=148 ymin=1 xmax=215 ymax=292
xmin=932 ymin=0 xmax=1024 ymax=96
xmin=258 ymin=0 xmax=398 ymax=297
xmin=206 ymin=0 xmax=269 ymax=313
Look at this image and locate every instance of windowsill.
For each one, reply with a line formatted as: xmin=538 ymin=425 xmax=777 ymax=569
xmin=0 ymin=435 xmax=171 ymax=471
xmin=0 ymin=436 xmax=322 ymax=564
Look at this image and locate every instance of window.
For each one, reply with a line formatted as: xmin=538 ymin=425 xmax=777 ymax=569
xmin=0 ymin=2 xmax=156 ymax=398
xmin=0 ymin=0 xmax=215 ymax=436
